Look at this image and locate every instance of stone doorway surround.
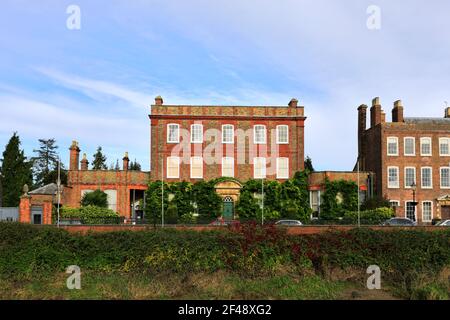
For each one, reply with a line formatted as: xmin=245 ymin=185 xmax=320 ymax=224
xmin=214 ymin=179 xmax=242 ymax=218
xmin=437 ymin=195 xmax=450 ymax=220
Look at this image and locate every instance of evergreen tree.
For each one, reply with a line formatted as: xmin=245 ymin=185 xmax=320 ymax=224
xmin=304 ymin=156 xmax=314 ymax=172
xmin=114 ymin=159 xmax=120 ymax=171
xmin=92 ymin=147 xmax=107 ymax=170
xmin=0 ymin=133 xmax=33 ymax=207
xmin=129 ymin=159 xmax=141 ymax=171
xmin=32 ymin=139 xmax=59 ymax=187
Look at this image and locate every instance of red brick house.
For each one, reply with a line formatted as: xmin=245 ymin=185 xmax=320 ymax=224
xmin=357 ymin=97 xmax=450 ymax=223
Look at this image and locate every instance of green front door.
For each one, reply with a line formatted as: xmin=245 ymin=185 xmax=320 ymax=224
xmin=223 ymin=197 xmax=234 ymax=220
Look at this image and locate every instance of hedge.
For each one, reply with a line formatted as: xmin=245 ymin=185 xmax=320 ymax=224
xmin=1 ymin=222 xmax=449 ymax=299
xmin=57 ymin=205 xmax=121 ymax=224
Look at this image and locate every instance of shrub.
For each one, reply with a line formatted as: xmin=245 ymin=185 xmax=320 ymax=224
xmin=59 ymin=205 xmax=120 ymax=224
xmin=166 ymin=204 xmax=178 ymax=224
xmin=343 ymin=207 xmax=395 ymax=224
xmin=81 ymin=189 xmax=108 ymax=208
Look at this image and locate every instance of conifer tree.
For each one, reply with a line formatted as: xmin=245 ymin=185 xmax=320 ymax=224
xmin=92 ymin=147 xmax=107 ymax=170
xmin=0 ymin=133 xmax=33 ymax=207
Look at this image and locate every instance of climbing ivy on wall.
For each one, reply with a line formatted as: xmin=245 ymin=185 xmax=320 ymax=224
xmin=319 ymin=178 xmax=358 ymax=220
xmin=235 ymin=171 xmax=312 ymax=222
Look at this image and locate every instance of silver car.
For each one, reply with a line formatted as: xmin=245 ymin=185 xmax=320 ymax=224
xmin=381 ymin=217 xmax=417 ymax=226
xmin=275 ymin=220 xmax=303 ymax=226
xmin=436 ymin=220 xmax=450 ymax=226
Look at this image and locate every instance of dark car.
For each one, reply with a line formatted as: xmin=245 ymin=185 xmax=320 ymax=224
xmin=381 ymin=217 xmax=416 ymax=226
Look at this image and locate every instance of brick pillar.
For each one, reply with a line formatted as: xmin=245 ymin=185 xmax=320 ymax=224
xmin=357 ymin=104 xmax=367 ymax=161
xmin=42 ymin=201 xmax=53 ymax=225
xmin=370 ymin=97 xmax=382 ymax=128
xmin=392 ymin=100 xmax=404 ymax=122
xmin=80 ymin=153 xmax=89 ymax=171
xmin=123 ymin=152 xmax=129 ymax=171
xmin=19 ymin=195 xmax=31 ymax=223
xmin=69 ymin=141 xmax=80 ymax=171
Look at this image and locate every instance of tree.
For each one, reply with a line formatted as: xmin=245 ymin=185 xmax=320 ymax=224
xmin=304 ymin=156 xmax=314 ymax=172
xmin=92 ymin=147 xmax=107 ymax=170
xmin=114 ymin=159 xmax=120 ymax=171
xmin=32 ymin=139 xmax=59 ymax=187
xmin=0 ymin=133 xmax=33 ymax=207
xmin=81 ymin=189 xmax=108 ymax=208
xmin=166 ymin=203 xmax=179 ymax=224
xmin=129 ymin=159 xmax=141 ymax=171
xmin=144 ymin=181 xmax=169 ymax=225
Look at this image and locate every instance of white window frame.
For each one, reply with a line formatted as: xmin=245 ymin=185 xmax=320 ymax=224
xmin=221 ymin=124 xmax=234 ymax=144
xmin=387 ymin=166 xmax=400 ymax=189
xmin=190 ymin=156 xmax=203 ymax=179
xmin=166 ymin=156 xmax=180 ymax=179
xmin=276 ymin=157 xmax=289 ymax=179
xmin=191 ymin=124 xmax=203 ymax=144
xmin=405 ymin=200 xmax=417 ymax=221
xmin=440 ymin=166 xmax=450 ymax=189
xmin=253 ymin=157 xmax=266 ymax=179
xmin=387 ymin=137 xmax=399 ymax=156
xmin=404 ymin=167 xmax=416 ymax=189
xmin=389 ymin=200 xmax=400 ymax=208
xmin=221 ymin=157 xmax=234 ymax=177
xmin=420 ymin=137 xmax=432 ymax=156
xmin=276 ymin=125 xmax=289 ymax=144
xmin=421 ymin=167 xmax=433 ymax=189
xmin=421 ymin=201 xmax=433 ymax=222
xmin=253 ymin=125 xmax=267 ymax=144
xmin=310 ymin=190 xmax=321 ymax=215
xmin=167 ymin=123 xmax=180 ymax=143
xmin=439 ymin=137 xmax=450 ymax=156
xmin=404 ymin=137 xmax=415 ymax=156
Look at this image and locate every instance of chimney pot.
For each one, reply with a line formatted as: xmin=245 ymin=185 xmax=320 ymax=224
xmin=372 ymin=97 xmax=380 ymax=106
xmin=80 ymin=153 xmax=89 ymax=171
xmin=392 ymin=100 xmax=404 ymax=123
xmin=288 ymin=98 xmax=298 ymax=108
xmin=155 ymin=96 xmax=163 ymax=105
xmin=123 ymin=152 xmax=130 ymax=171
xmin=445 ymin=107 xmax=450 ymax=118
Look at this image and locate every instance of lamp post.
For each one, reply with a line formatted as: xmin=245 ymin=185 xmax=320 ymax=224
xmin=410 ymin=182 xmax=418 ymax=222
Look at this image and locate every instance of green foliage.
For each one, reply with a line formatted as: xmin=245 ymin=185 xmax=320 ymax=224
xmin=145 ymin=180 xmax=222 ymax=224
xmin=0 ymin=132 xmax=33 ymax=207
xmin=81 ymin=189 xmax=108 ymax=208
xmin=361 ymin=196 xmax=391 ymax=210
xmin=166 ymin=204 xmax=178 ymax=224
xmin=1 ymin=222 xmax=449 ymax=301
xmin=320 ymin=179 xmax=358 ymax=220
xmin=304 ymin=156 xmax=314 ymax=172
xmin=32 ymin=138 xmax=60 ymax=188
xmin=59 ymin=205 xmax=120 ymax=224
xmin=235 ymin=171 xmax=311 ymax=222
xmin=92 ymin=147 xmax=107 ymax=170
xmin=129 ymin=160 xmax=141 ymax=171
xmin=343 ymin=207 xmax=395 ymax=224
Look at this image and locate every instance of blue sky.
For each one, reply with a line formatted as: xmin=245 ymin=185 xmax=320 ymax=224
xmin=1 ymin=0 xmax=450 ymax=171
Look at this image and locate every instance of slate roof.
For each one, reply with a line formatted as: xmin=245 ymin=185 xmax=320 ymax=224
xmin=29 ymin=183 xmax=62 ymax=195
xmin=404 ymin=117 xmax=450 ymax=125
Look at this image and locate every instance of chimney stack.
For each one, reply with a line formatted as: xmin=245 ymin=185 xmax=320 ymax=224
xmin=69 ymin=141 xmax=80 ymax=171
xmin=123 ymin=152 xmax=129 ymax=171
xmin=155 ymin=96 xmax=163 ymax=106
xmin=80 ymin=153 xmax=89 ymax=171
xmin=445 ymin=107 xmax=450 ymax=118
xmin=357 ymin=104 xmax=368 ymax=159
xmin=370 ymin=97 xmax=383 ymax=128
xmin=288 ymin=98 xmax=298 ymax=108
xmin=392 ymin=100 xmax=404 ymax=123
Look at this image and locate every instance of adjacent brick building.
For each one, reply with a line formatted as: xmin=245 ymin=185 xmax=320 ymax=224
xmin=358 ymin=97 xmax=450 ymax=223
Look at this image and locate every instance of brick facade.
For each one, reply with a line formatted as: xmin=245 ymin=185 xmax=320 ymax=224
xmin=149 ymin=96 xmax=306 ymax=182
xmin=358 ymin=98 xmax=450 ymax=223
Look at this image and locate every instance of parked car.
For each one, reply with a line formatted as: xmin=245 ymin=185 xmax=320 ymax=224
xmin=381 ymin=217 xmax=416 ymax=226
xmin=275 ymin=220 xmax=303 ymax=226
xmin=436 ymin=219 xmax=450 ymax=226
xmin=209 ymin=219 xmax=240 ymax=226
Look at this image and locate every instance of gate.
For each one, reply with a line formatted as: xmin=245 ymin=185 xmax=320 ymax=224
xmin=0 ymin=207 xmax=19 ymax=222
